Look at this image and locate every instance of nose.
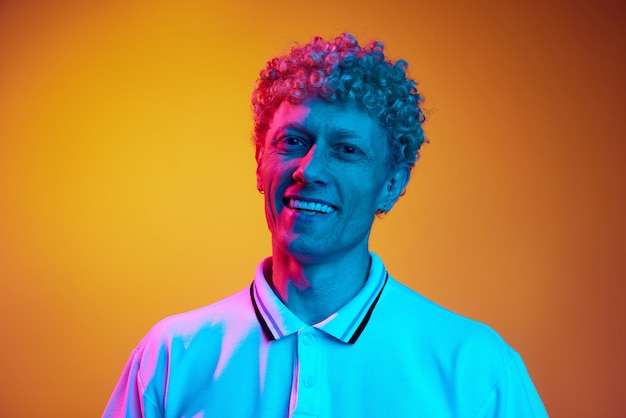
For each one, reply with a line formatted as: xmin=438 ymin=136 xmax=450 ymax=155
xmin=292 ymin=145 xmax=328 ymax=185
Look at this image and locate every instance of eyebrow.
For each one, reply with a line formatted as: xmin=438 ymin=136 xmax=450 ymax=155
xmin=276 ymin=123 xmax=363 ymax=140
xmin=277 ymin=122 xmax=310 ymax=133
xmin=326 ymin=126 xmax=363 ymax=139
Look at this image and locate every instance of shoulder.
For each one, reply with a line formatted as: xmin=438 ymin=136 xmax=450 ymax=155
xmin=137 ymin=287 xmax=256 ymax=354
xmin=375 ymin=277 xmax=544 ymax=413
xmin=378 ymin=277 xmax=516 ymax=366
xmin=108 ymin=287 xmax=260 ymax=410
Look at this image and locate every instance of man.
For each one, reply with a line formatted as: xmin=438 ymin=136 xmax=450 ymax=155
xmin=104 ymin=33 xmax=547 ymax=417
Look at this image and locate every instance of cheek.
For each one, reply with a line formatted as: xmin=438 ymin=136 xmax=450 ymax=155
xmin=261 ymin=167 xmax=279 ymax=193
xmin=358 ymin=183 xmax=387 ymax=214
xmin=258 ymin=161 xmax=276 ymax=188
xmin=263 ymin=157 xmax=295 ymax=187
xmin=261 ymin=164 xmax=289 ymax=207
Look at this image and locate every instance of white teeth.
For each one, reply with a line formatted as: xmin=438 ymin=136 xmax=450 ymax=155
xmin=288 ymin=199 xmax=334 ymax=214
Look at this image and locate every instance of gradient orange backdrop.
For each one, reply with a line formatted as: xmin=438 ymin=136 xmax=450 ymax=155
xmin=1 ymin=0 xmax=624 ymax=416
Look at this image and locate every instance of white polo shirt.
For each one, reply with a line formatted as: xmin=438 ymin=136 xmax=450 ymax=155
xmin=104 ymin=253 xmax=547 ymax=417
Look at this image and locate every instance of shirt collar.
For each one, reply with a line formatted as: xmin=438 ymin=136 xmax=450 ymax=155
xmin=250 ymin=252 xmax=388 ymax=345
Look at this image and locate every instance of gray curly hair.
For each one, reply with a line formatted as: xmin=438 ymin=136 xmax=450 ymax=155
xmin=251 ymin=33 xmax=427 ymax=170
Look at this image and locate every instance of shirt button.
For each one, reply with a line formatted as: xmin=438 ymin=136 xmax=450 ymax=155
xmin=304 ymin=376 xmax=314 ymax=388
xmin=302 ymin=333 xmax=315 ymax=346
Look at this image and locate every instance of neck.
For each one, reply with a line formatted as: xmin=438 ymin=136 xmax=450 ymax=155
xmin=268 ymin=249 xmax=371 ymax=325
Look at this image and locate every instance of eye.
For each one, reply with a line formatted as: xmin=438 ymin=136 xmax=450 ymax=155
xmin=341 ymin=144 xmax=358 ymax=154
xmin=276 ymin=135 xmax=308 ymax=151
xmin=336 ymin=143 xmax=365 ymax=159
xmin=285 ymin=137 xmax=304 ymax=147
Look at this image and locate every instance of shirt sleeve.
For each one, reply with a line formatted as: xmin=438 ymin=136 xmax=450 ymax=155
xmin=102 ymin=348 xmax=162 ymax=418
xmin=472 ymin=351 xmax=548 ymax=417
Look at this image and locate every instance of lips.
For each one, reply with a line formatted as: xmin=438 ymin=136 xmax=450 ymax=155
xmin=284 ymin=198 xmax=336 ymax=214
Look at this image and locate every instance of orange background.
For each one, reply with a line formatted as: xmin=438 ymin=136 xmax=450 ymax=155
xmin=1 ymin=0 xmax=624 ymax=416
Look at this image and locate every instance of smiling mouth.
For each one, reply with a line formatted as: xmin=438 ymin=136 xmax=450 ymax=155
xmin=285 ymin=198 xmax=336 ymax=214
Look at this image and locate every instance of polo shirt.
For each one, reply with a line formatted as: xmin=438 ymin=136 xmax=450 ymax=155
xmin=103 ymin=253 xmax=547 ymax=417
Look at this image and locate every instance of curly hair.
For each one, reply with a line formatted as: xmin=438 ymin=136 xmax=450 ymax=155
xmin=251 ymin=33 xmax=426 ymax=169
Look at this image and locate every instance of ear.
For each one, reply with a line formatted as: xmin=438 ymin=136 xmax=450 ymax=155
xmin=255 ymin=144 xmax=264 ymax=192
xmin=379 ymin=165 xmax=411 ymax=213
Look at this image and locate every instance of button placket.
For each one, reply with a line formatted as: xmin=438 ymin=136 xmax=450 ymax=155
xmin=292 ymin=327 xmax=320 ymax=416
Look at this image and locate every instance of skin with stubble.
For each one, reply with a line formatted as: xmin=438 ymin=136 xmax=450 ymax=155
xmin=256 ymin=98 xmax=410 ymax=325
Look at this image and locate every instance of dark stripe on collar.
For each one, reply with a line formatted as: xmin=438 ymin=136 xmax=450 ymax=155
xmin=347 ymin=272 xmax=388 ymax=344
xmin=249 ymin=283 xmax=276 ymax=341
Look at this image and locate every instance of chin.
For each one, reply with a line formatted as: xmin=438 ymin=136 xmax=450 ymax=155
xmin=280 ymin=239 xmax=332 ymax=263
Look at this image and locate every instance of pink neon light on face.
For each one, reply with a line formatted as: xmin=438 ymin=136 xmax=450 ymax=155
xmin=256 ymin=98 xmax=392 ymax=265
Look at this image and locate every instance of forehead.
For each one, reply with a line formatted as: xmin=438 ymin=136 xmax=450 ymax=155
xmin=267 ymin=99 xmax=386 ymax=145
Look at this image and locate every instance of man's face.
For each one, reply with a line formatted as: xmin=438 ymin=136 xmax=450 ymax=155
xmin=256 ymin=98 xmax=400 ymax=264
